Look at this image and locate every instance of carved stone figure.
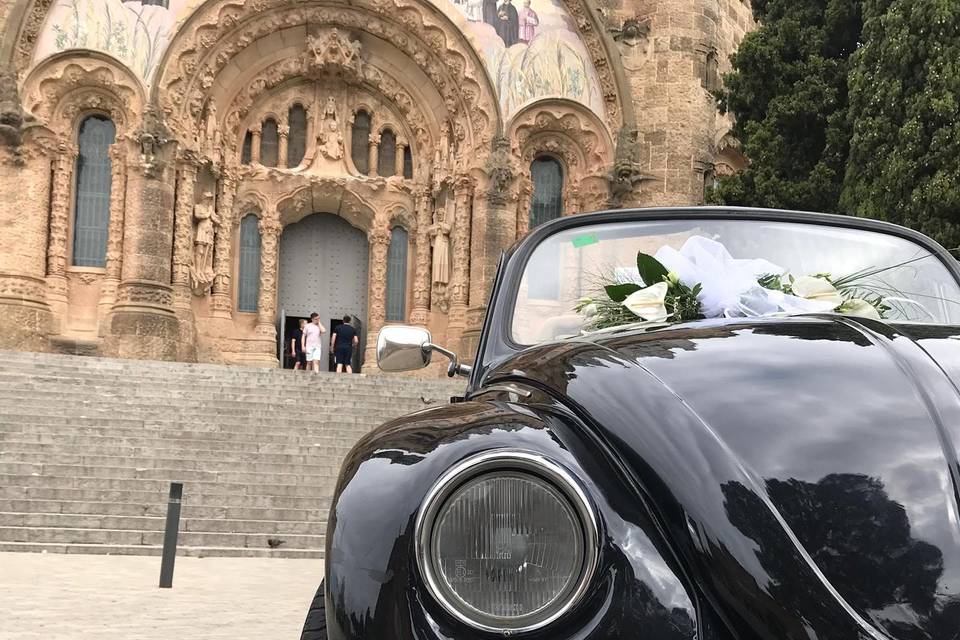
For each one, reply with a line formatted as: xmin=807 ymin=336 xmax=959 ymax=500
xmin=191 ymin=191 xmax=219 ymax=293
xmin=430 ymin=211 xmax=451 ymax=285
xmin=607 ymin=127 xmax=645 ymax=207
xmin=318 ymin=97 xmax=343 ymax=160
xmin=485 ymin=135 xmax=517 ymax=206
xmin=135 ymin=104 xmax=171 ymax=178
xmin=0 ymin=69 xmax=25 ymax=147
xmin=305 ymin=28 xmax=364 ymax=78
xmin=203 ymin=102 xmax=222 ymax=163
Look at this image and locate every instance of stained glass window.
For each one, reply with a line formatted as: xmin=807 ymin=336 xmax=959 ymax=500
xmin=72 ymin=115 xmax=116 ymax=267
xmin=287 ymin=105 xmax=307 ymax=168
xmin=352 ymin=110 xmax=371 ymax=174
xmin=386 ymin=226 xmax=408 ymax=321
xmin=260 ymin=119 xmax=279 ymax=167
xmin=378 ymin=129 xmax=396 ymax=177
xmin=238 ymin=215 xmax=261 ymax=312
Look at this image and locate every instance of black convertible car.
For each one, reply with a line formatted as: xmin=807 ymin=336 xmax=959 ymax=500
xmin=302 ymin=208 xmax=960 ymax=640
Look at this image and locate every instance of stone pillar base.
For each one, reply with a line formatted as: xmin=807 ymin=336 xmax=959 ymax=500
xmin=103 ymin=309 xmax=180 ymax=361
xmin=0 ymin=300 xmax=52 ymax=352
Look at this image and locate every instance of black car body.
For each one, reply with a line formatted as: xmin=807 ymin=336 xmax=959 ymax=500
xmin=306 ymin=208 xmax=960 ymax=640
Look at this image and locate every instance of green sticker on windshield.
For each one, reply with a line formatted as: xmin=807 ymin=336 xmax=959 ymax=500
xmin=572 ymin=233 xmax=598 ymax=248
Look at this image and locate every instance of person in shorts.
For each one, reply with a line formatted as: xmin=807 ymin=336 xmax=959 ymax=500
xmin=290 ymin=318 xmax=307 ymax=370
xmin=302 ymin=312 xmax=327 ymax=373
xmin=330 ymin=315 xmax=359 ymax=373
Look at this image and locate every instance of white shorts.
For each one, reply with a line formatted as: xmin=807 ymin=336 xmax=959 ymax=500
xmin=305 ymin=346 xmax=323 ymax=362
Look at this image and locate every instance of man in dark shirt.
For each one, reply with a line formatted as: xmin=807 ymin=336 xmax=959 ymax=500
xmin=290 ymin=318 xmax=307 ymax=370
xmin=330 ymin=315 xmax=359 ymax=373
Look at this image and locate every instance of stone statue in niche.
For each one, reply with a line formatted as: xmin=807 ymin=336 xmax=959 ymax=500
xmin=191 ymin=191 xmax=219 ymax=293
xmin=202 ymin=102 xmax=222 ymax=164
xmin=430 ymin=203 xmax=451 ymax=286
xmin=318 ymin=97 xmax=343 ymax=160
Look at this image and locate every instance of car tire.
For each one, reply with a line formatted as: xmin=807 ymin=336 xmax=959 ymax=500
xmin=300 ymin=581 xmax=327 ymax=640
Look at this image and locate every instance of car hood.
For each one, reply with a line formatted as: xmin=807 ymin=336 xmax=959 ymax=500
xmin=484 ymin=316 xmax=960 ymax=639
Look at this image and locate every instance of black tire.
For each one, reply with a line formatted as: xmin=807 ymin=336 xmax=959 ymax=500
xmin=300 ymin=581 xmax=328 ymax=640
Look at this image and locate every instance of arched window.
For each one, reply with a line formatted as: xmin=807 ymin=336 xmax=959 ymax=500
xmin=703 ymin=51 xmax=720 ymax=91
xmin=287 ymin=105 xmax=307 ymax=168
xmin=386 ymin=226 xmax=408 ymax=322
xmin=351 ymin=110 xmax=371 ymax=174
xmin=529 ymin=156 xmax=563 ymax=229
xmin=378 ymin=129 xmax=396 ymax=176
xmin=241 ymin=131 xmax=253 ymax=164
xmin=260 ymin=119 xmax=279 ymax=167
xmin=237 ymin=215 xmax=261 ymax=312
xmin=72 ymin=115 xmax=116 ymax=267
xmin=403 ymin=146 xmax=413 ymax=180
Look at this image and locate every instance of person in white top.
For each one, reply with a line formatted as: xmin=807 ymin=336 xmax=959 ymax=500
xmin=302 ymin=312 xmax=327 ymax=373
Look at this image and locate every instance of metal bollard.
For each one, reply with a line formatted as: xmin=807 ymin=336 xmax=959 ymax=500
xmin=159 ymin=482 xmax=183 ymax=589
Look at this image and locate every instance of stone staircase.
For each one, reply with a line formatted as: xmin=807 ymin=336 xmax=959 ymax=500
xmin=0 ymin=351 xmax=464 ymax=558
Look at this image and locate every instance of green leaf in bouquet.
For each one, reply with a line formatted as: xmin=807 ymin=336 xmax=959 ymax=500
xmin=605 ymin=282 xmax=642 ymax=302
xmin=637 ymin=252 xmax=669 ymax=287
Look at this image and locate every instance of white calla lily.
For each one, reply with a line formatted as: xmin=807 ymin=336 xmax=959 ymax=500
xmin=582 ymin=303 xmax=598 ymax=318
xmin=791 ymin=276 xmax=844 ymax=306
xmin=838 ymin=298 xmax=882 ymax=320
xmin=623 ymin=281 xmax=670 ymax=321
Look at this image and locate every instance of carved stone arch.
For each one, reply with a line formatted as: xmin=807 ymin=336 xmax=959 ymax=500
xmin=150 ymin=0 xmax=502 ymax=159
xmin=274 ymin=180 xmax=379 ymax=233
xmin=233 ymin=191 xmax=268 ymax=222
xmin=385 ymin=203 xmax=416 ymax=232
xmin=509 ymin=98 xmax=614 ymax=178
xmin=21 ymin=51 xmax=145 ymax=137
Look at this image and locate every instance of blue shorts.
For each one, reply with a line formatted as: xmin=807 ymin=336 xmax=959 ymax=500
xmin=334 ymin=347 xmax=352 ymax=365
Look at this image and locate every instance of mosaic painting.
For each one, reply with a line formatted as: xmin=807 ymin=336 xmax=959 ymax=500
xmin=33 ymin=0 xmax=604 ymax=120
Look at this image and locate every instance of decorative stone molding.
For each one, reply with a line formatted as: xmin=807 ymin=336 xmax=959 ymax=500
xmin=255 ymin=214 xmax=282 ymax=335
xmin=22 ymin=53 xmax=144 ymax=137
xmin=409 ymin=184 xmax=432 ymax=325
xmin=104 ymin=140 xmax=129 ymax=287
xmin=484 ymin=136 xmax=517 ymax=207
xmin=154 ymin=0 xmax=498 ymax=155
xmin=45 ymin=139 xmax=75 ymax=280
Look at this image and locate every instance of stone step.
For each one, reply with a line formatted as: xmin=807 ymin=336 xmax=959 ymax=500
xmin=0 ymin=441 xmax=356 ymax=464
xmin=0 ymin=461 xmax=343 ymax=484
xmin=0 ymin=541 xmax=323 ymax=558
xmin=0 ymin=525 xmax=324 ymax=549
xmin=0 ymin=486 xmax=331 ymax=510
xmin=0 ymin=474 xmax=337 ymax=498
xmin=0 ymin=451 xmax=354 ymax=473
xmin=0 ymin=436 xmax=360 ymax=457
xmin=1 ymin=421 xmax=381 ymax=439
xmin=1 ymin=431 xmax=366 ymax=451
xmin=0 ymin=512 xmax=324 ymax=535
xmin=0 ymin=499 xmax=329 ymax=521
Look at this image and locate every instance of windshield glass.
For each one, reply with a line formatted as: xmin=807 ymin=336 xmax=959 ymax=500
xmin=512 ymin=218 xmax=960 ymax=345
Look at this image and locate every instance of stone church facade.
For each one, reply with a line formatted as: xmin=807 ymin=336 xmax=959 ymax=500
xmin=0 ymin=0 xmax=751 ymax=370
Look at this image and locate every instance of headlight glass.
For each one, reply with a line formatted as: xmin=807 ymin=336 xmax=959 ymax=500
xmin=418 ymin=452 xmax=597 ymax=632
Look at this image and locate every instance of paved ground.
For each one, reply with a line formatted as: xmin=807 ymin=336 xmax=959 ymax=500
xmin=0 ymin=552 xmax=323 ymax=640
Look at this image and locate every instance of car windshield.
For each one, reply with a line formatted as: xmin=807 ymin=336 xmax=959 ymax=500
xmin=511 ymin=218 xmax=960 ymax=345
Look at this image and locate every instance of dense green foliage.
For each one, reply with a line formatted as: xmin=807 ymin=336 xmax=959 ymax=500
xmin=841 ymin=0 xmax=960 ymax=248
xmin=712 ymin=0 xmax=960 ymax=249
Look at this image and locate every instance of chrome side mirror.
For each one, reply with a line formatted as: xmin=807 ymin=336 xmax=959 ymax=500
xmin=376 ymin=325 xmax=472 ymax=378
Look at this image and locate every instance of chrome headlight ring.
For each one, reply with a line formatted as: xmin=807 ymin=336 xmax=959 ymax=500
xmin=415 ymin=449 xmax=599 ymax=634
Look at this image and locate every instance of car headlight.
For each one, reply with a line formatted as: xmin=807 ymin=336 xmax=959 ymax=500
xmin=416 ymin=450 xmax=598 ymax=633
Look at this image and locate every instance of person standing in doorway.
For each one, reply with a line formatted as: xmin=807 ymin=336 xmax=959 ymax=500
xmin=330 ymin=315 xmax=359 ymax=374
xmin=303 ymin=312 xmax=327 ymax=374
xmin=349 ymin=314 xmax=364 ymax=373
xmin=290 ymin=318 xmax=308 ymax=370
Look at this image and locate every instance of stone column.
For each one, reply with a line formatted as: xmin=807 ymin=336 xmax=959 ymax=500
xmin=277 ymin=124 xmax=289 ymax=170
xmin=210 ymin=170 xmax=239 ymax=318
xmin=396 ymin=139 xmax=407 ymax=178
xmin=446 ymin=175 xmax=473 ymax=346
xmin=516 ymin=175 xmax=532 ymax=240
xmin=364 ymin=220 xmax=391 ymax=367
xmin=408 ymin=185 xmax=432 ymax=326
xmin=368 ymin=134 xmax=380 ymax=177
xmin=250 ymin=126 xmax=262 ymax=165
xmin=0 ymin=134 xmax=56 ymax=351
xmin=105 ymin=136 xmax=179 ymax=360
xmin=97 ymin=140 xmax=129 ymax=332
xmin=255 ymin=215 xmax=282 ymax=338
xmin=45 ymin=140 xmax=77 ymax=322
xmin=170 ymin=157 xmax=198 ymax=309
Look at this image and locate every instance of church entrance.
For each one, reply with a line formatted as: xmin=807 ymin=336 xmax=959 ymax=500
xmin=278 ymin=213 xmax=369 ymax=370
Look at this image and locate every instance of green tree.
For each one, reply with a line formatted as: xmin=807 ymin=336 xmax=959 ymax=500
xmin=710 ymin=0 xmax=863 ymax=213
xmin=841 ymin=0 xmax=960 ymax=249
